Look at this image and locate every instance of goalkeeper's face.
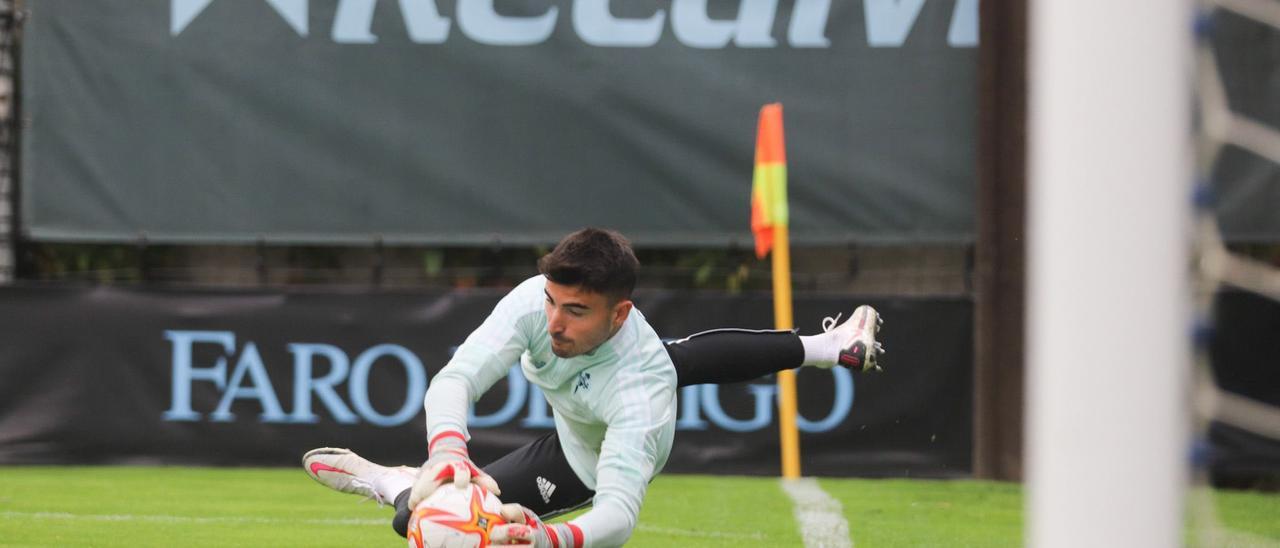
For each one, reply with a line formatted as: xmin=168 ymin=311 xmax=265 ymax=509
xmin=543 ymin=280 xmax=632 ymax=358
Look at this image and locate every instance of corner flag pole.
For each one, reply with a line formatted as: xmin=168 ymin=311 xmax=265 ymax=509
xmin=751 ymin=103 xmax=800 ymax=478
xmin=773 ymin=225 xmax=800 ymax=479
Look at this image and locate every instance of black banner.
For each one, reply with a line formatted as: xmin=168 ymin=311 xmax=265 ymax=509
xmin=22 ymin=0 xmax=978 ymax=245
xmin=0 ymin=285 xmax=973 ymax=477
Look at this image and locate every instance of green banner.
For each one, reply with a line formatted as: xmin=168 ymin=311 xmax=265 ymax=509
xmin=22 ymin=0 xmax=979 ymax=245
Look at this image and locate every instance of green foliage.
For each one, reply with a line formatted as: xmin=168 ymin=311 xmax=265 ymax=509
xmin=16 ymin=242 xmax=771 ymax=290
xmin=22 ymin=243 xmax=148 ymax=283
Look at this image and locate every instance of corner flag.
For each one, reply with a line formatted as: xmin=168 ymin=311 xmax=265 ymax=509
xmin=750 ymin=103 xmax=801 ymax=479
xmin=751 ymin=103 xmax=788 ymax=259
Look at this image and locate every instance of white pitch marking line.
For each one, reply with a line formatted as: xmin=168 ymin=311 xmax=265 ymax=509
xmin=2 ymin=511 xmax=767 ymax=541
xmin=781 ymin=478 xmax=854 ymax=548
xmin=0 ymin=511 xmax=385 ymax=526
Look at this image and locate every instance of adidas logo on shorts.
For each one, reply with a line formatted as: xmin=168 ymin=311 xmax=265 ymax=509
xmin=536 ymin=476 xmax=557 ymax=504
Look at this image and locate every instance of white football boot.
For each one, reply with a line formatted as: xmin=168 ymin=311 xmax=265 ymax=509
xmin=302 ymin=447 xmax=415 ymax=505
xmin=822 ymin=304 xmax=885 ymax=372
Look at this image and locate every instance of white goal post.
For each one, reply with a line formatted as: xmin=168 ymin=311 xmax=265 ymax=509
xmin=1026 ymin=1 xmax=1192 ymax=546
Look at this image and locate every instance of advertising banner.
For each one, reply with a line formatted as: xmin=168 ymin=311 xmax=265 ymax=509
xmin=0 ymin=285 xmax=974 ymax=477
xmin=22 ymin=0 xmax=979 ymax=245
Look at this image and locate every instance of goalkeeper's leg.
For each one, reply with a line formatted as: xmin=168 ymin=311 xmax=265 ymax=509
xmin=302 ymin=447 xmax=416 ymax=505
xmin=667 ymin=304 xmax=884 ymax=386
xmin=391 ymin=431 xmax=594 ymax=537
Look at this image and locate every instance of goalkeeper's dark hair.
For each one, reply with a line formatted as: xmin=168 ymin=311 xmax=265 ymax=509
xmin=538 ymin=228 xmax=639 ymax=302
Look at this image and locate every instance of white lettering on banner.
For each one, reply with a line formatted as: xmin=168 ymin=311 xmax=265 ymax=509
xmin=788 ymin=0 xmax=831 ymax=47
xmin=209 ymin=342 xmax=287 ymax=422
xmin=163 ymin=330 xmax=425 ymax=425
xmin=163 ymin=330 xmax=853 ymax=431
xmin=347 ymin=345 xmax=427 ymax=426
xmin=287 ymin=343 xmax=358 ymax=424
xmin=163 ymin=330 xmax=234 ymax=421
xmin=170 ymin=0 xmax=979 ymax=48
xmin=674 ymin=369 xmax=855 ymax=433
xmin=333 ymin=0 xmax=453 ymax=43
xmin=864 ymin=0 xmax=979 ymax=48
xmin=671 ymin=0 xmax=777 ymax=48
xmin=573 ymin=0 xmax=664 ymax=47
xmin=864 ymin=0 xmax=925 ymax=47
xmin=457 ymin=0 xmax=558 ymax=46
xmin=946 ymin=0 xmax=978 ymax=47
xmin=331 ymin=0 xmax=377 ymax=43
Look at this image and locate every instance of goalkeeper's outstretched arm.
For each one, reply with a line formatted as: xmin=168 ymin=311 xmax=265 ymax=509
xmin=413 ymin=280 xmax=537 ymax=506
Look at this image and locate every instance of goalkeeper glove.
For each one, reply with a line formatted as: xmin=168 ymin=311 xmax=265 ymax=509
xmin=490 ymin=503 xmax=583 ymax=548
xmin=407 ymin=430 xmax=500 ymax=508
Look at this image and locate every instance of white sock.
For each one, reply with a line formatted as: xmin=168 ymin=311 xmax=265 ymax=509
xmin=800 ymin=332 xmax=840 ymax=367
xmin=373 ymin=468 xmax=415 ymax=504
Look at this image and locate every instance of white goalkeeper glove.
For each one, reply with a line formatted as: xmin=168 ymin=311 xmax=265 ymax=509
xmin=490 ymin=503 xmax=583 ymax=548
xmin=407 ymin=430 xmax=500 ymax=508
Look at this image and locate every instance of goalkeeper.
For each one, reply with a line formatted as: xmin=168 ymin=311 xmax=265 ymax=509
xmin=304 ymin=227 xmax=884 ymax=547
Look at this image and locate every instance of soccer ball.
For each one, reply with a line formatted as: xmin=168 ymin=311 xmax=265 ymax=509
xmin=407 ymin=482 xmax=508 ymax=548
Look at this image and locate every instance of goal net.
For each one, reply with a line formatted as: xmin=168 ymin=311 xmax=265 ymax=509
xmin=1190 ymin=0 xmax=1280 ymax=545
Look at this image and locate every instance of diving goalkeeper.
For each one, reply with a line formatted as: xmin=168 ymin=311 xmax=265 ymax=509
xmin=304 ymin=227 xmax=884 ymax=547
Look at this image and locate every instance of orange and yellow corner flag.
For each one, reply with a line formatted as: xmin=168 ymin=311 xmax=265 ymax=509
xmin=751 ymin=103 xmax=788 ymax=259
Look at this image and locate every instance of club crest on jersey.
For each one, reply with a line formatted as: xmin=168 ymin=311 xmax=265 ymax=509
xmin=573 ymin=372 xmax=591 ymax=394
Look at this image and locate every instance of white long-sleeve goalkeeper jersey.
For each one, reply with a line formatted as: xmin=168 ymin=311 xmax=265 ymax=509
xmin=424 ymin=275 xmax=677 ymax=547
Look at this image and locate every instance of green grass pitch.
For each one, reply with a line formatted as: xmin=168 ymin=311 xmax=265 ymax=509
xmin=0 ymin=467 xmax=1276 ymax=546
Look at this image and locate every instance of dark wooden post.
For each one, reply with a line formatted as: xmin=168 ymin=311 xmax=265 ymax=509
xmin=974 ymin=0 xmax=1027 ymax=481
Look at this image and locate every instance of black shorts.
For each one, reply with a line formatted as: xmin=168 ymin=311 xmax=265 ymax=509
xmin=481 ymin=431 xmax=595 ymax=518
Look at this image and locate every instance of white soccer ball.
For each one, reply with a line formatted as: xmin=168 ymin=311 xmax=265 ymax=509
xmin=407 ymin=482 xmax=507 ymax=548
